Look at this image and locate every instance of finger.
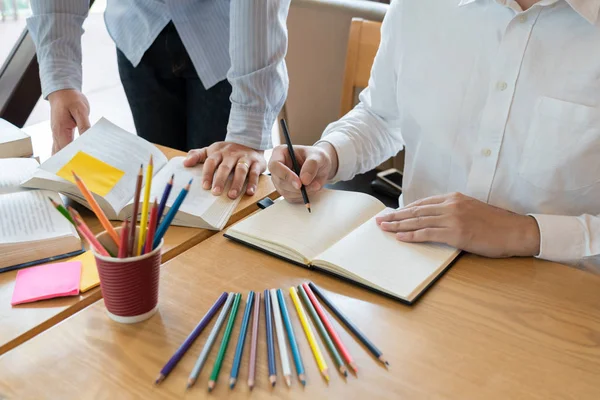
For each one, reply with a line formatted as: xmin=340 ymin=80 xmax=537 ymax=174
xmin=212 ymin=157 xmax=236 ymax=195
xmin=228 ymin=161 xmax=250 ymax=199
xmin=71 ymin=106 xmax=91 ymax=135
xmin=269 ymin=160 xmax=302 ymax=190
xmin=404 ymin=193 xmax=452 ymax=208
xmin=245 ymin=162 xmax=263 ymax=196
xmin=299 ymin=157 xmax=319 ymax=186
xmin=375 ymin=204 xmax=446 ymax=225
xmin=379 ymin=215 xmax=446 ymax=233
xmin=271 ymin=175 xmax=304 ymax=202
xmin=184 ymin=148 xmax=208 ymax=167
xmin=395 ymin=227 xmax=450 ymax=244
xmin=201 ymin=153 xmax=223 ymax=190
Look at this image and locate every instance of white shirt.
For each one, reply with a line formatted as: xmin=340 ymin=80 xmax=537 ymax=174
xmin=319 ymin=0 xmax=600 ymax=265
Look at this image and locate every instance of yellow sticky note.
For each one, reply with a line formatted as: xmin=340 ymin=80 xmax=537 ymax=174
xmin=56 ymin=151 xmax=125 ymax=196
xmin=72 ymin=251 xmax=100 ymax=292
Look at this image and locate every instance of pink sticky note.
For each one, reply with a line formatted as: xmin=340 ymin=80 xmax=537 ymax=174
xmin=11 ymin=261 xmax=82 ymax=306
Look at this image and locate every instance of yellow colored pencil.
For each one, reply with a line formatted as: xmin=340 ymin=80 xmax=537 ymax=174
xmin=137 ymin=155 xmax=153 ymax=256
xmin=289 ymin=286 xmax=329 ymax=381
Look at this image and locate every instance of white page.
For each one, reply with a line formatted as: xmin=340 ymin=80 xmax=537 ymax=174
xmin=315 ymin=210 xmax=459 ymax=300
xmin=0 ymin=119 xmax=28 ymax=143
xmin=0 ymin=158 xmax=39 ymax=194
xmin=228 ymin=189 xmax=386 ymax=262
xmin=0 ymin=190 xmax=78 ymax=244
xmin=38 ymin=118 xmax=167 ymax=213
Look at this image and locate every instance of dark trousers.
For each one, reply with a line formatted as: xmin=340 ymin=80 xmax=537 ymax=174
xmin=117 ymin=23 xmax=232 ymax=152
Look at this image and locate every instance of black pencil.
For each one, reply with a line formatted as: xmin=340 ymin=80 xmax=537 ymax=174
xmin=308 ymin=282 xmax=389 ymax=367
xmin=279 ymin=118 xmax=311 ymax=213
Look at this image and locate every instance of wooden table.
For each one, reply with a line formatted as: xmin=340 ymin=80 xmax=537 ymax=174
xmin=1 ymin=231 xmax=598 ymax=399
xmin=0 ymin=145 xmax=276 ymax=355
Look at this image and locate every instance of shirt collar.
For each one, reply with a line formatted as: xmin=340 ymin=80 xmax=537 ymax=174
xmin=458 ymin=0 xmax=600 ymax=24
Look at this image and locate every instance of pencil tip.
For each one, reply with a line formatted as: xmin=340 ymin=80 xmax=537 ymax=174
xmin=154 ymin=374 xmax=165 ymax=385
xmin=229 ymin=378 xmax=236 ymax=389
xmin=208 ymin=381 xmax=215 ymax=392
xmin=285 ymin=376 xmax=291 ymax=387
xmin=351 ymin=362 xmax=358 ymax=373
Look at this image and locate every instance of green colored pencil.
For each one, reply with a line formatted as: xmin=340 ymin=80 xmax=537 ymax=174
xmin=208 ymin=293 xmax=241 ymax=392
xmin=49 ymin=197 xmax=75 ymax=225
xmin=298 ymin=285 xmax=348 ymax=377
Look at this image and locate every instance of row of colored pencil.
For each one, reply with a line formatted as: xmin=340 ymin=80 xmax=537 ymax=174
xmin=49 ymin=156 xmax=191 ymax=258
xmin=155 ymin=282 xmax=388 ymax=391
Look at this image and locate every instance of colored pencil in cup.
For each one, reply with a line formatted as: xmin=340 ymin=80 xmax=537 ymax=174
xmin=152 ymin=179 xmax=192 ymax=249
xmin=118 ymin=219 xmax=129 ymax=258
xmin=187 ymin=293 xmax=235 ymax=389
xmin=155 ymin=292 xmax=228 ymax=384
xmin=68 ymin=206 xmax=111 ymax=257
xmin=248 ymin=291 xmax=261 ymax=390
xmin=129 ymin=164 xmax=143 ymax=257
xmin=208 ymin=293 xmax=242 ymax=392
xmin=156 ymin=174 xmax=174 ymax=226
xmin=298 ymin=284 xmax=347 ymax=377
xmin=309 ymin=282 xmax=388 ymax=366
xmin=289 ymin=286 xmax=329 ymax=381
xmin=277 ymin=289 xmax=306 ymax=385
xmin=229 ymin=291 xmax=255 ymax=389
xmin=264 ymin=289 xmax=277 ymax=387
xmin=270 ymin=289 xmax=292 ymax=386
xmin=48 ymin=197 xmax=75 ymax=225
xmin=302 ymin=283 xmax=357 ymax=373
xmin=72 ymin=171 xmax=120 ymax=246
xmin=137 ymin=155 xmax=153 ymax=256
xmin=143 ymin=199 xmax=158 ymax=255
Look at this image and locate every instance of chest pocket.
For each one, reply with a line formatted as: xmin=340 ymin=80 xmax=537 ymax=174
xmin=518 ymin=97 xmax=600 ymax=192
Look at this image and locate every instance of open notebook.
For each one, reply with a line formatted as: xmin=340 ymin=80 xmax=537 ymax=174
xmin=21 ymin=118 xmax=240 ymax=230
xmin=225 ymin=190 xmax=461 ymax=304
xmin=0 ymin=158 xmax=82 ymax=272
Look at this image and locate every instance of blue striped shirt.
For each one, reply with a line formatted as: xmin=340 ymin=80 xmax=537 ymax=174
xmin=26 ymin=0 xmax=291 ymax=150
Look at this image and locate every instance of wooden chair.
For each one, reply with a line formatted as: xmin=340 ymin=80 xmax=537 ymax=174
xmin=339 ymin=18 xmax=382 ymax=117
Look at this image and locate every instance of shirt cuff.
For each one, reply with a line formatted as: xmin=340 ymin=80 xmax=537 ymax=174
xmin=529 ymin=214 xmax=585 ymax=265
xmin=314 ymin=130 xmax=357 ymax=182
xmin=225 ymin=103 xmax=276 ymax=150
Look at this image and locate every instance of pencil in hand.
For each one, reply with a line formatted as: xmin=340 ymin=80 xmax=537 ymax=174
xmin=280 ymin=118 xmax=311 ymax=213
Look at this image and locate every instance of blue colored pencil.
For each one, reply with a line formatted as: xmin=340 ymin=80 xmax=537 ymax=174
xmin=156 ymin=174 xmax=174 ymax=226
xmin=229 ymin=291 xmax=255 ymax=389
xmin=277 ymin=289 xmax=306 ymax=385
xmin=264 ymin=289 xmax=277 ymax=387
xmin=153 ymin=178 xmax=192 ymax=249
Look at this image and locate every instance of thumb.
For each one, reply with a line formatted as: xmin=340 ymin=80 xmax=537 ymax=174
xmin=299 ymin=157 xmax=319 ymax=186
xmin=71 ymin=106 xmax=91 ymax=135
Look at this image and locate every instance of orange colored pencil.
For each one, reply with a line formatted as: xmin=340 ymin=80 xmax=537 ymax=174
xmin=144 ymin=199 xmax=158 ymax=255
xmin=72 ymin=171 xmax=120 ymax=246
xmin=118 ymin=219 xmax=130 ymax=258
xmin=68 ymin=207 xmax=110 ymax=257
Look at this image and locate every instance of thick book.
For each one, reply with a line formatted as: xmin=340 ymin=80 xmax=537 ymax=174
xmin=0 ymin=119 xmax=33 ymax=158
xmin=225 ymin=190 xmax=461 ymax=304
xmin=21 ymin=118 xmax=241 ymax=230
xmin=0 ymin=158 xmax=83 ymax=272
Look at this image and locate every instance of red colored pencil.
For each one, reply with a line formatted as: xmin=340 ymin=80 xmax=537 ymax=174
xmin=118 ymin=219 xmax=129 ymax=258
xmin=302 ymin=283 xmax=357 ymax=373
xmin=144 ymin=199 xmax=158 ymax=255
xmin=129 ymin=164 xmax=143 ymax=257
xmin=68 ymin=207 xmax=110 ymax=257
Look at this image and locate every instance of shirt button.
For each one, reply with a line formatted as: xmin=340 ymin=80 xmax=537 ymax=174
xmin=496 ymin=81 xmax=508 ymax=91
xmin=482 ymin=148 xmax=492 ymax=157
xmin=519 ymin=15 xmax=527 ymax=23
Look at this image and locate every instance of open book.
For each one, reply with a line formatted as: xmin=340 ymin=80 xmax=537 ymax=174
xmin=0 ymin=118 xmax=33 ymax=158
xmin=0 ymin=158 xmax=82 ymax=272
xmin=21 ymin=118 xmax=241 ymax=230
xmin=225 ymin=190 xmax=461 ymax=304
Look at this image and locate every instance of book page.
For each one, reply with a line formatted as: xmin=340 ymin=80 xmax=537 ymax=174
xmin=315 ymin=209 xmax=459 ymax=300
xmin=0 ymin=158 xmax=39 ymax=194
xmin=228 ymin=189 xmax=386 ymax=262
xmin=36 ymin=118 xmax=167 ymax=213
xmin=0 ymin=118 xmax=28 ymax=143
xmin=0 ymin=190 xmax=78 ymax=243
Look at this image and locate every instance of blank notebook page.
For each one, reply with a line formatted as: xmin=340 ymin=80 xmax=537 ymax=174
xmin=229 ymin=190 xmax=385 ymax=262
xmin=315 ymin=210 xmax=459 ymax=300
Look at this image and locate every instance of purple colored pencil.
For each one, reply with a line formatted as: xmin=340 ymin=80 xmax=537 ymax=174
xmin=156 ymin=174 xmax=174 ymax=226
xmin=155 ymin=292 xmax=228 ymax=384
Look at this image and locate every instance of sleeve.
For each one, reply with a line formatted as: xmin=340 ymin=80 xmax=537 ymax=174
xmin=529 ymin=213 xmax=600 ymax=265
xmin=226 ymin=0 xmax=291 ymax=150
xmin=315 ymin=0 xmax=404 ymax=182
xmin=26 ymin=0 xmax=89 ymax=99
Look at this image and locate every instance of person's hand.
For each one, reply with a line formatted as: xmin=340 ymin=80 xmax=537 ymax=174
xmin=184 ymin=142 xmax=266 ymax=199
xmin=375 ymin=192 xmax=541 ymax=258
xmin=268 ymin=142 xmax=338 ymax=203
xmin=48 ymin=89 xmax=91 ymax=154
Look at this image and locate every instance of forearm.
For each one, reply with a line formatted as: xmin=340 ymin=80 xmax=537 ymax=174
xmin=26 ymin=0 xmax=89 ymax=99
xmin=226 ymin=0 xmax=291 ymax=150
